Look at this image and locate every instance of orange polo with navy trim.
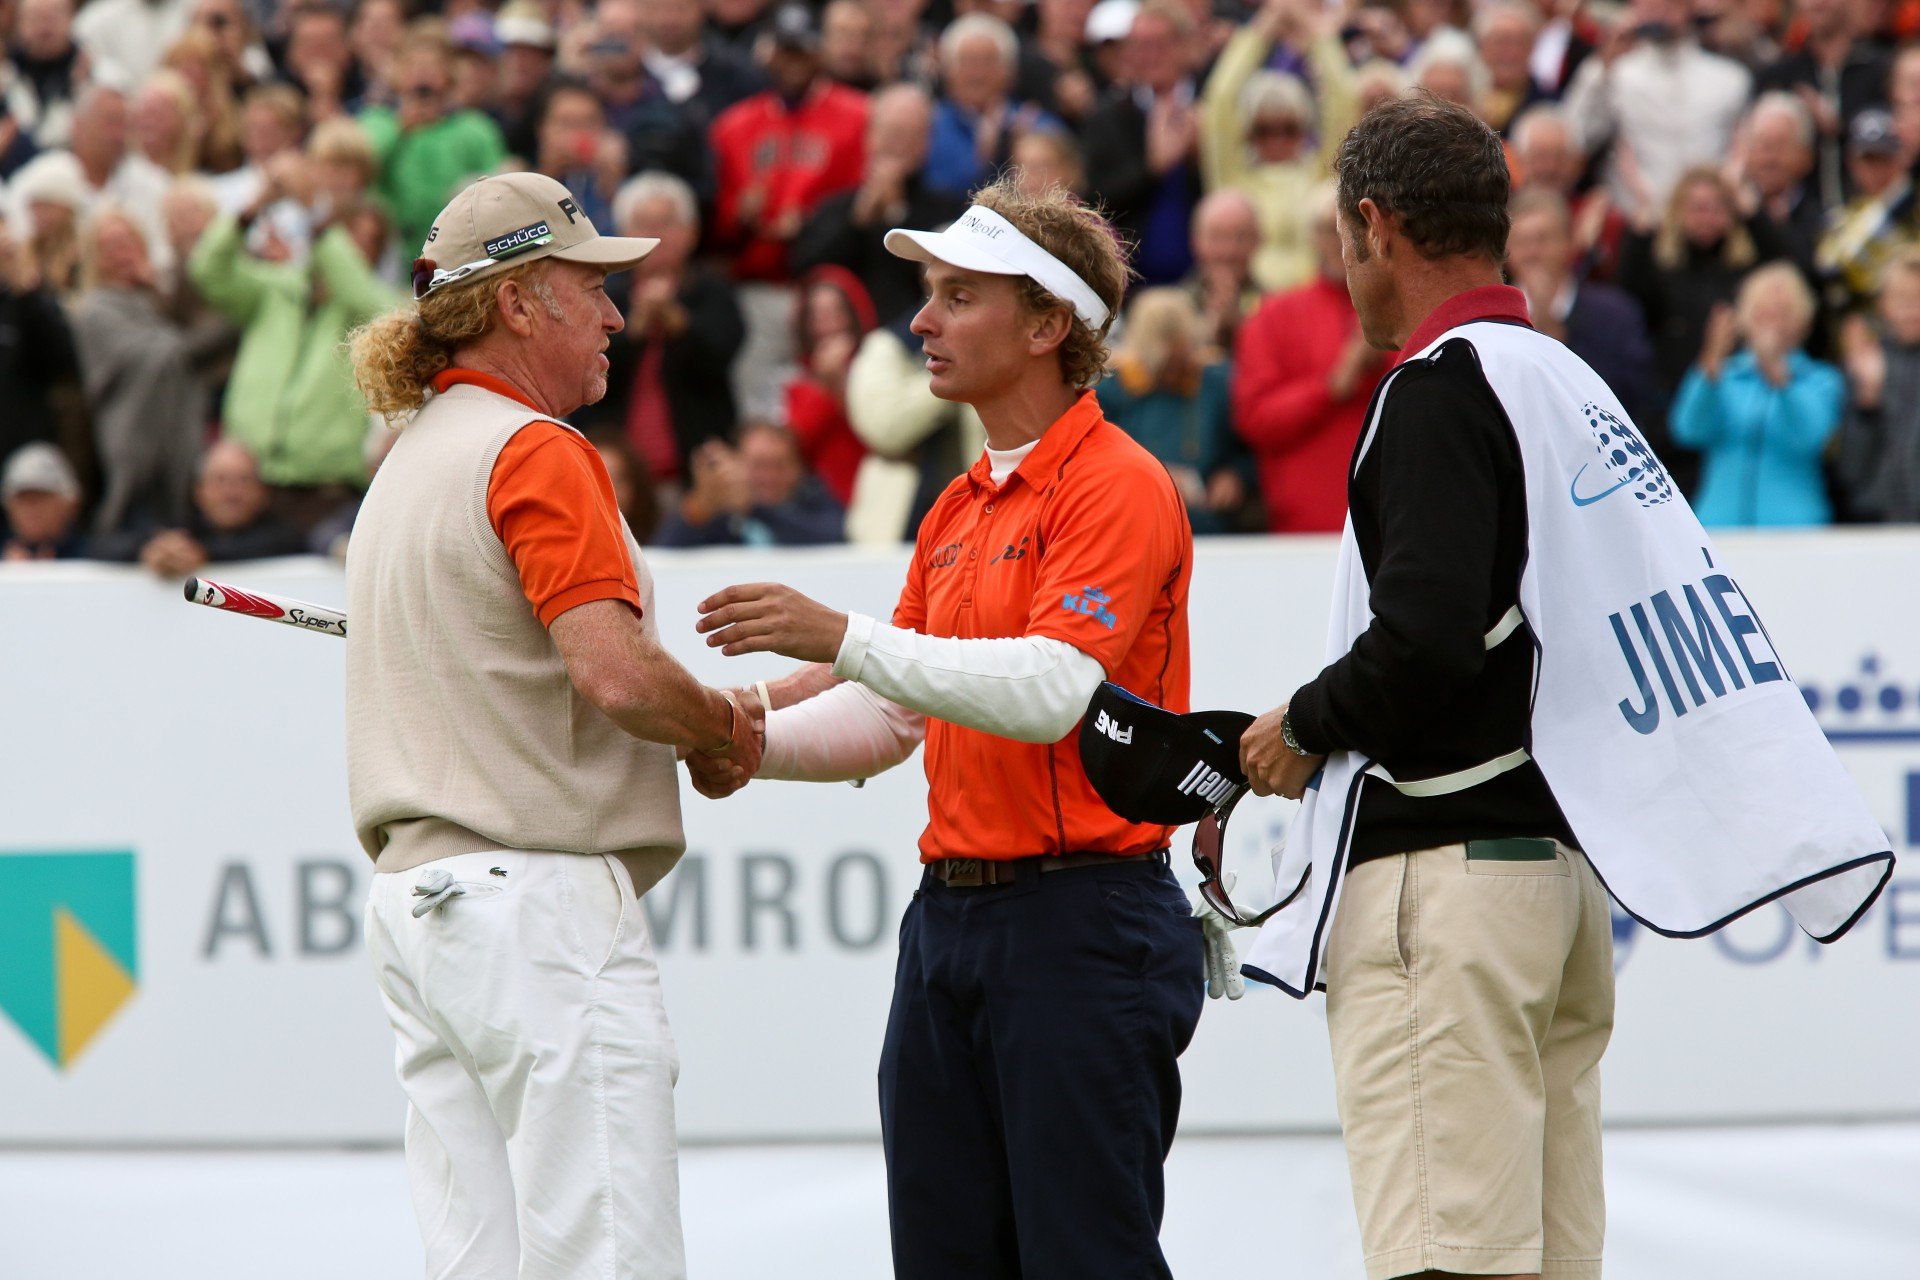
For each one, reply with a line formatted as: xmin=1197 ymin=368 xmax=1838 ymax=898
xmin=892 ymin=389 xmax=1194 ymax=862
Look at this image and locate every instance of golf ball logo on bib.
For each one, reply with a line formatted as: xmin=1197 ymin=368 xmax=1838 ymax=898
xmin=1570 ymin=403 xmax=1674 ymax=509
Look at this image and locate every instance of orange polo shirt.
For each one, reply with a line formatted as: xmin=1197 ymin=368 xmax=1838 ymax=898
xmin=894 ymin=390 xmax=1194 ymax=862
xmin=430 ymin=369 xmax=642 ymax=626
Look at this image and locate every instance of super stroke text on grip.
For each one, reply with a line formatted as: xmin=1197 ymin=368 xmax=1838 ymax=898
xmin=286 ymin=609 xmax=347 ymax=636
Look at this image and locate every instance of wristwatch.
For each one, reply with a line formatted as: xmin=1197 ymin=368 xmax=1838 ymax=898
xmin=1280 ymin=708 xmax=1313 ymax=758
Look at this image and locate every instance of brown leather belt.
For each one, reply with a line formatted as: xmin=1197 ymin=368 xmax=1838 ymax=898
xmin=924 ymin=850 xmax=1164 ymax=888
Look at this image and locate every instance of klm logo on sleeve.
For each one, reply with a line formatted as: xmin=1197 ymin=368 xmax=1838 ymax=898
xmin=1570 ymin=403 xmax=1674 ymax=509
xmin=1094 ymin=709 xmax=1133 ymax=744
xmin=1062 ymin=585 xmax=1117 ymax=630
xmin=0 ymin=851 xmax=138 ymax=1070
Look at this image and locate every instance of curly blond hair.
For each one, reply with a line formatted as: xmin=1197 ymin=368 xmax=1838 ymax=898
xmin=348 ymin=262 xmax=554 ymax=418
xmin=970 ymin=174 xmax=1130 ymax=389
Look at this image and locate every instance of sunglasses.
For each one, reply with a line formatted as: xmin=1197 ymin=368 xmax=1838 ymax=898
xmin=1191 ymin=787 xmax=1304 ymax=928
xmin=411 ymin=253 xmax=498 ymax=299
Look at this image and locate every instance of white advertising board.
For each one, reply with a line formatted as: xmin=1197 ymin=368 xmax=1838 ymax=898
xmin=0 ymin=532 xmax=1914 ymax=1144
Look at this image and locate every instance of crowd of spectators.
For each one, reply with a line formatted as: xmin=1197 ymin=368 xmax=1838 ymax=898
xmin=7 ymin=0 xmax=1920 ymax=574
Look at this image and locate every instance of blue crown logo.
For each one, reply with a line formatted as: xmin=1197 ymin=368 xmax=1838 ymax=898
xmin=1582 ymin=403 xmax=1675 ymax=507
xmin=1799 ymin=653 xmax=1920 ymax=743
xmin=1609 ymin=903 xmax=1639 ymax=972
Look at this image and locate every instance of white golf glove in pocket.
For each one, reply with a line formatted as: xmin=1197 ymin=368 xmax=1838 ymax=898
xmin=1193 ymin=873 xmax=1245 ymax=1000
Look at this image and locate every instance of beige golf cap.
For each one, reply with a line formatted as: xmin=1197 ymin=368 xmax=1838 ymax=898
xmin=884 ymin=205 xmax=1113 ymax=329
xmin=412 ymin=172 xmax=658 ymax=300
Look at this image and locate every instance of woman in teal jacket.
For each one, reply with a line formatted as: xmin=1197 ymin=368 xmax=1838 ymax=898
xmin=1670 ymin=263 xmax=1844 ymax=528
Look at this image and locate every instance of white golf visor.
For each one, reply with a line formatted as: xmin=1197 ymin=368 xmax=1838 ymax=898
xmin=885 ymin=205 xmax=1113 ymax=329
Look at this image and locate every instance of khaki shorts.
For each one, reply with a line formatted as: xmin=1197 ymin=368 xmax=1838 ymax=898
xmin=1324 ymin=840 xmax=1614 ymax=1280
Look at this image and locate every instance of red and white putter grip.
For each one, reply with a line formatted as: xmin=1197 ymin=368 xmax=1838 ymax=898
xmin=183 ymin=576 xmax=348 ymax=638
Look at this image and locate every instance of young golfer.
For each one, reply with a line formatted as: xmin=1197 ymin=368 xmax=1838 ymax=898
xmin=691 ymin=176 xmax=1216 ymax=1280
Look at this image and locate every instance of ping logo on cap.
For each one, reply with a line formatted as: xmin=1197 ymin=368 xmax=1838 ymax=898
xmin=484 ymin=220 xmax=556 ymax=259
xmin=1093 ymin=709 xmax=1133 ymax=744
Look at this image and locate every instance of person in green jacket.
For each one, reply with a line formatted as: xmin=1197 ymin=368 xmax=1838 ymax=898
xmin=356 ymin=29 xmax=507 ymax=255
xmin=189 ymin=162 xmax=402 ymax=524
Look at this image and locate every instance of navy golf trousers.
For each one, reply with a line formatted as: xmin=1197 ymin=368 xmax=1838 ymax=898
xmin=878 ymin=854 xmax=1206 ymax=1280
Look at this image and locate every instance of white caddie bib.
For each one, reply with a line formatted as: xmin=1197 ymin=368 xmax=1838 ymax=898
xmin=1243 ymin=321 xmax=1894 ymax=997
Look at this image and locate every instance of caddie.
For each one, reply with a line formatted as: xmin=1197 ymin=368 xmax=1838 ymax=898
xmin=688 ymin=176 xmax=1219 ymax=1280
xmin=1236 ymin=94 xmax=1892 ymax=1280
xmin=344 ymin=172 xmax=760 ymax=1280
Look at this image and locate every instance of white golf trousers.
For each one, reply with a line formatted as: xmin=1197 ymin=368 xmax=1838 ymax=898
xmin=364 ymin=849 xmax=685 ymax=1280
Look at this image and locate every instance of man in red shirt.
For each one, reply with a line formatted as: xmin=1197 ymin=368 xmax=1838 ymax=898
xmin=1231 ymin=185 xmax=1394 ymax=533
xmin=693 ymin=179 xmax=1208 ymax=1280
xmin=708 ymin=2 xmax=869 ymax=416
xmin=709 ymin=4 xmax=869 ymax=283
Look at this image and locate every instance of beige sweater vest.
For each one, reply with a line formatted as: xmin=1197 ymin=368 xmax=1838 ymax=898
xmin=345 ymin=382 xmax=683 ymax=895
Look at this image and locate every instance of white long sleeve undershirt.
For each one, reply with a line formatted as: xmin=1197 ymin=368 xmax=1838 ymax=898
xmin=985 ymin=439 xmax=1038 ymax=486
xmin=760 ymin=436 xmax=1099 ymax=781
xmin=833 ymin=614 xmax=1107 ymax=744
xmin=758 ymin=619 xmax=1107 ymax=782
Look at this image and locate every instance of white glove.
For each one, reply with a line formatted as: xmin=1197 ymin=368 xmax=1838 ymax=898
xmin=1194 ymin=873 xmax=1245 ymax=1000
xmin=410 ymin=868 xmax=467 ymax=918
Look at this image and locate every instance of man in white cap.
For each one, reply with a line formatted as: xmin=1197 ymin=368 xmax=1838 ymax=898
xmin=493 ymin=0 xmax=559 ymax=156
xmin=689 ymin=175 xmax=1215 ymax=1280
xmin=345 ymin=172 xmax=760 ymax=1280
xmin=1 ymin=442 xmax=86 ymax=560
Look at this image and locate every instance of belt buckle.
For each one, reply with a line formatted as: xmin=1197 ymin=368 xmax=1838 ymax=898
xmin=945 ymin=858 xmax=984 ymax=888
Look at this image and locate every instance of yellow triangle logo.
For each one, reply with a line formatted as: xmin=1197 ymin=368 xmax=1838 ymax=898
xmin=54 ymin=908 xmax=136 ymax=1066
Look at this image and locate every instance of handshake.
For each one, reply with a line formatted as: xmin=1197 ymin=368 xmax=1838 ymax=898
xmin=679 ymin=580 xmax=853 ymax=800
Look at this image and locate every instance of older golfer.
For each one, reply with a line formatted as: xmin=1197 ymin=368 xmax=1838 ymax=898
xmin=690 ymin=176 xmax=1209 ymax=1280
xmin=346 ymin=172 xmax=759 ymax=1280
